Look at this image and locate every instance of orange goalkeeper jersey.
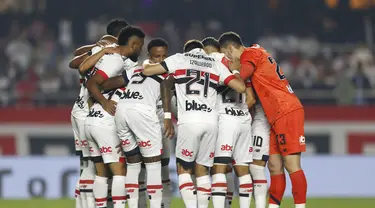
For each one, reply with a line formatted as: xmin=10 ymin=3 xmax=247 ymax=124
xmin=239 ymin=45 xmax=303 ymax=124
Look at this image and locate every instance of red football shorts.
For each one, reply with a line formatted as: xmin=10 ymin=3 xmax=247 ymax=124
xmin=270 ymin=108 xmax=306 ymax=156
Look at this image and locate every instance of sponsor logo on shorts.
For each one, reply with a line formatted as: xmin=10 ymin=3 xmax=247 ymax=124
xmin=81 ymin=140 xmax=88 ymax=147
xmin=100 ymin=146 xmax=112 ymax=153
xmin=299 ymin=135 xmax=306 ymax=144
xmin=87 ymin=108 xmax=104 ymax=118
xmin=120 ymin=89 xmax=144 ymax=100
xmin=220 ymin=144 xmax=233 ymax=151
xmin=225 ymin=107 xmax=248 ymax=116
xmin=89 ymin=147 xmax=93 ymax=152
xmin=249 ymin=147 xmax=253 ymax=152
xmin=185 ymin=100 xmax=212 ymax=112
xmin=209 ymin=152 xmax=214 ymax=158
xmin=75 ymin=139 xmax=79 ymax=146
xmin=181 ymin=149 xmax=194 ymax=157
xmin=122 ymin=139 xmax=131 ymax=146
xmin=138 ymin=140 xmax=151 ymax=147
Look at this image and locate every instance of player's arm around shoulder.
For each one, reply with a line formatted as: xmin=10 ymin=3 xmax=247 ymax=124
xmin=79 ymin=46 xmax=120 ymax=74
xmin=218 ymin=61 xmax=246 ymax=93
xmin=143 ymin=53 xmax=182 ymax=76
xmin=245 ymin=84 xmax=256 ymax=109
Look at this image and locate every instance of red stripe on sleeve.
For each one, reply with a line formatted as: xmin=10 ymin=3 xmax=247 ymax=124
xmin=96 ymin=70 xmax=109 ymax=80
xmin=224 ymin=75 xmax=236 ymax=86
xmin=134 ymin=69 xmax=142 ymax=73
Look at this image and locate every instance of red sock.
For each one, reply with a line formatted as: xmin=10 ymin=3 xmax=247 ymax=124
xmin=268 ymin=173 xmax=286 ymax=205
xmin=290 ymin=170 xmax=307 ymax=204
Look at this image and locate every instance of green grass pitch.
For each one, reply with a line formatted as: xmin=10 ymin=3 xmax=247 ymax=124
xmin=1 ymin=198 xmax=374 ymax=208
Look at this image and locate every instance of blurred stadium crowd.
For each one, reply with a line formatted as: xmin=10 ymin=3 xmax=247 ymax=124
xmin=0 ymin=0 xmax=374 ymax=106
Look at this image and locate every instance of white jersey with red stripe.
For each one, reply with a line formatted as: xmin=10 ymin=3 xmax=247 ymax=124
xmin=85 ymin=52 xmax=130 ymax=128
xmin=71 ymin=46 xmax=103 ymax=119
xmin=117 ymin=65 xmax=168 ymax=111
xmin=161 ymin=48 xmax=236 ymax=124
xmin=211 ymin=52 xmax=251 ymax=122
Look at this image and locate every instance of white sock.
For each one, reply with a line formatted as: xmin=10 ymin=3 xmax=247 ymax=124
xmin=295 ymin=204 xmax=306 ymax=208
xmin=138 ymin=167 xmax=147 ymax=208
xmin=162 ymin=165 xmax=172 ymax=208
xmin=146 ymin=162 xmax=163 ymax=208
xmin=212 ymin=173 xmax=226 ymax=208
xmin=268 ymin=204 xmax=280 ymax=208
xmin=249 ymin=164 xmax=268 ymax=208
xmin=178 ymin=173 xmax=197 ymax=208
xmin=196 ymin=175 xmax=211 ymax=208
xmin=111 ymin=175 xmax=126 ymax=208
xmin=75 ymin=180 xmax=83 ymax=208
xmin=126 ymin=162 xmax=142 ymax=208
xmin=238 ymin=174 xmax=252 ymax=208
xmin=225 ymin=171 xmax=234 ymax=208
xmin=93 ymin=175 xmax=108 ymax=208
xmin=81 ymin=161 xmax=96 ymax=208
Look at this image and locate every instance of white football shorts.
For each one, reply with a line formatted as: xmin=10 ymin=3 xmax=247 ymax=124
xmin=215 ymin=115 xmax=253 ymax=165
xmin=115 ymin=104 xmax=163 ymax=158
xmin=251 ymin=117 xmax=270 ymax=161
xmin=85 ymin=122 xmax=124 ymax=164
xmin=71 ymin=115 xmax=91 ymax=158
xmin=175 ymin=122 xmax=217 ymax=167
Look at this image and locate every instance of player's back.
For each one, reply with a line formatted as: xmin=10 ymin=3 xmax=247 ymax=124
xmin=117 ymin=66 xmax=168 ymax=109
xmin=171 ymin=48 xmax=228 ymax=124
xmin=244 ymin=45 xmax=303 ymax=124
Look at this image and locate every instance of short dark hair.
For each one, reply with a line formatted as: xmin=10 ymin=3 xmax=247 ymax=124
xmin=117 ymin=26 xmax=146 ymax=46
xmin=202 ymin=37 xmax=220 ymax=50
xmin=147 ymin=38 xmax=168 ymax=52
xmin=218 ymin=32 xmax=243 ymax=48
xmin=183 ymin=40 xmax=204 ymax=52
xmin=106 ymin=19 xmax=130 ymax=37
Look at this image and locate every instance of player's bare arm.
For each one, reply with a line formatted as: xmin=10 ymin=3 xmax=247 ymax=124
xmin=74 ymin=44 xmax=96 ymax=56
xmin=86 ymin=74 xmax=117 ymax=115
xmin=160 ymin=76 xmax=175 ymax=140
xmin=69 ymin=52 xmax=89 ymax=69
xmin=227 ymin=78 xmax=246 ymax=94
xmin=245 ymin=86 xmax=256 ymax=109
xmin=79 ymin=46 xmax=120 ymax=74
xmin=100 ymin=76 xmax=126 ymax=92
xmin=142 ymin=63 xmax=167 ymax=76
xmin=74 ymin=35 xmax=116 ymax=56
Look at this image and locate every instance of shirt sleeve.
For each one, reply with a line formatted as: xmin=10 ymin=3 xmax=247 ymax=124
xmin=94 ymin=55 xmax=124 ymax=80
xmin=218 ymin=62 xmax=236 ymax=86
xmin=239 ymin=49 xmax=258 ymax=80
xmin=160 ymin=53 xmax=183 ymax=74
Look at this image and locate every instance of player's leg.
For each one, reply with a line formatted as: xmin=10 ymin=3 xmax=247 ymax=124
xmin=78 ymin=117 xmax=96 ymax=208
xmin=211 ymin=119 xmax=236 ymax=208
xmin=71 ymin=115 xmax=83 ymax=208
xmin=196 ymin=123 xmax=218 ymax=208
xmin=250 ymin=120 xmax=270 ymax=208
xmin=225 ymin=166 xmax=234 ymax=208
xmin=130 ymin=110 xmax=164 ymax=208
xmin=276 ymin=110 xmax=307 ymax=208
xmin=161 ymin=135 xmax=172 ymax=208
xmin=232 ymin=123 xmax=253 ymax=208
xmin=104 ymin=128 xmax=127 ymax=208
xmin=85 ymin=124 xmax=109 ymax=208
xmin=175 ymin=123 xmax=200 ymax=208
xmin=116 ymin=110 xmax=141 ymax=208
xmin=267 ymin=130 xmax=286 ymax=208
